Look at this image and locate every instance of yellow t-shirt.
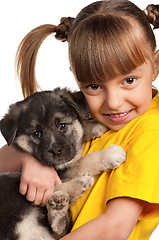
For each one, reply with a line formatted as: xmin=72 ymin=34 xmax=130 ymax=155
xmin=70 ymin=90 xmax=159 ymax=239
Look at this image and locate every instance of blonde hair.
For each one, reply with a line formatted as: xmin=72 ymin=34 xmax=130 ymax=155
xmin=16 ymin=0 xmax=159 ymax=97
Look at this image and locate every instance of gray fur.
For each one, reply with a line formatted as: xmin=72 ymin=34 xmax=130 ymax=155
xmin=0 ymin=88 xmax=126 ymax=240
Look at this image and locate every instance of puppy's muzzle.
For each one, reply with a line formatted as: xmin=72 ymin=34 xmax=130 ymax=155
xmin=49 ymin=145 xmax=63 ymax=158
xmin=49 ymin=148 xmax=62 ymax=158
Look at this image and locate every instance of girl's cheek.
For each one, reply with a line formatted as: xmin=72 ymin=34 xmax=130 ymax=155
xmin=85 ymin=95 xmax=103 ymax=115
xmin=89 ymin=104 xmax=100 ymax=116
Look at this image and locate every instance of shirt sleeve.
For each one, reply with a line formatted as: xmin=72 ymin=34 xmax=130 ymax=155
xmin=106 ymin=129 xmax=159 ymax=219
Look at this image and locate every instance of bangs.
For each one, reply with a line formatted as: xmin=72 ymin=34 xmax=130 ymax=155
xmin=69 ymin=14 xmax=148 ymax=83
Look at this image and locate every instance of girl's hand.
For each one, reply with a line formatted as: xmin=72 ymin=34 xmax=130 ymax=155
xmin=20 ymin=153 xmax=62 ymax=206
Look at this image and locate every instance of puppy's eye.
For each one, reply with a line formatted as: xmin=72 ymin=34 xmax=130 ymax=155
xmin=59 ymin=123 xmax=67 ymax=131
xmin=32 ymin=131 xmax=42 ymax=139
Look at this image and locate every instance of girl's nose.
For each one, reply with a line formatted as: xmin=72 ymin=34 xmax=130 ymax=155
xmin=104 ymin=90 xmax=123 ymax=111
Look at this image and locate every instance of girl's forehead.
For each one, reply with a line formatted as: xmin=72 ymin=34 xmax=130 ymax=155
xmin=77 ymin=61 xmax=150 ymax=87
xmin=69 ymin=16 xmax=151 ymax=84
xmin=69 ymin=0 xmax=156 ymax=85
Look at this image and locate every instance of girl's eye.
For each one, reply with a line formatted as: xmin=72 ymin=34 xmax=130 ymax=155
xmin=87 ymin=84 xmax=101 ymax=91
xmin=85 ymin=84 xmax=102 ymax=96
xmin=123 ymin=77 xmax=136 ymax=85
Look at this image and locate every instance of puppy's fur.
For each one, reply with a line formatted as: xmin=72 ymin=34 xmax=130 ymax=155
xmin=0 ymin=88 xmax=126 ymax=240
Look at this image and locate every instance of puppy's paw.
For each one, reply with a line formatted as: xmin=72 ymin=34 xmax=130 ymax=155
xmin=91 ymin=124 xmax=108 ymax=139
xmin=47 ymin=191 xmax=69 ymax=211
xmin=102 ymin=144 xmax=126 ymax=170
xmin=78 ymin=176 xmax=94 ymax=191
xmin=70 ymin=176 xmax=94 ymax=202
xmin=47 ymin=191 xmax=70 ymax=235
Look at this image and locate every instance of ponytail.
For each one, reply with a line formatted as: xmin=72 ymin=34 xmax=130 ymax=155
xmin=16 ymin=2 xmax=159 ymax=98
xmin=146 ymin=4 xmax=159 ymax=29
xmin=16 ymin=17 xmax=74 ymax=98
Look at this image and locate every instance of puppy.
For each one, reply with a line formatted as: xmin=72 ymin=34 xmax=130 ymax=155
xmin=0 ymin=88 xmax=126 ymax=240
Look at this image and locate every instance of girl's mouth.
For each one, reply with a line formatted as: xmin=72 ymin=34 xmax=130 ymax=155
xmin=105 ymin=109 xmax=133 ymax=123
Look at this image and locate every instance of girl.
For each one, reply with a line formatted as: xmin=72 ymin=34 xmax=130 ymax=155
xmin=1 ymin=0 xmax=159 ymax=239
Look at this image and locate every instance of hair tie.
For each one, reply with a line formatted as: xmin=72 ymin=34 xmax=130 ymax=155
xmin=146 ymin=4 xmax=159 ymax=29
xmin=55 ymin=17 xmax=75 ymax=42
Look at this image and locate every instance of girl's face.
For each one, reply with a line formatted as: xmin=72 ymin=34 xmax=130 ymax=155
xmin=79 ymin=59 xmax=158 ymax=131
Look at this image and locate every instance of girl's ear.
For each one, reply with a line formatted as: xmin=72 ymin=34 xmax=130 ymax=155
xmin=153 ymin=50 xmax=159 ymax=81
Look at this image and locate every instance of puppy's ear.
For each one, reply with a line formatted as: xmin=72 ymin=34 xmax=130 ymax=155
xmin=0 ymin=117 xmax=18 ymax=146
xmin=0 ymin=104 xmax=20 ymax=146
xmin=66 ymin=91 xmax=91 ymax=119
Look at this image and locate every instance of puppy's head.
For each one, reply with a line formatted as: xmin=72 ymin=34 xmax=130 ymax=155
xmin=0 ymin=88 xmax=90 ymax=169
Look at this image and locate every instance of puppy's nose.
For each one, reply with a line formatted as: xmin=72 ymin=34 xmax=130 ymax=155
xmin=49 ymin=148 xmax=62 ymax=157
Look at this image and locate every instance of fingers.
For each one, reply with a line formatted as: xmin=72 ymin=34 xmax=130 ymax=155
xmin=26 ymin=185 xmax=38 ymax=203
xmin=41 ymin=189 xmax=54 ymax=206
xmin=20 ymin=184 xmax=54 ymax=206
xmin=19 ymin=179 xmax=54 ymax=206
xmin=20 ymin=182 xmax=37 ymax=203
xmin=19 ymin=157 xmax=62 ymax=206
xmin=19 ymin=181 xmax=28 ymax=196
xmin=33 ymin=188 xmax=45 ymax=206
xmin=31 ymin=188 xmax=54 ymax=206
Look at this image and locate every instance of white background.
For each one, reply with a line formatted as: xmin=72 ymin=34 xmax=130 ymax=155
xmin=0 ymin=1 xmax=159 ymax=238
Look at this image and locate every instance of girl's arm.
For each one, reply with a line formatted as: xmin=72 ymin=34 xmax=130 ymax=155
xmin=0 ymin=145 xmax=23 ymax=171
xmin=61 ymin=197 xmax=145 ymax=240
xmin=0 ymin=145 xmax=62 ymax=206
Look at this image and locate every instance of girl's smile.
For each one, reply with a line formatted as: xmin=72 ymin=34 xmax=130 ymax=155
xmin=105 ymin=109 xmax=134 ymax=123
xmin=79 ymin=58 xmax=158 ymax=131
